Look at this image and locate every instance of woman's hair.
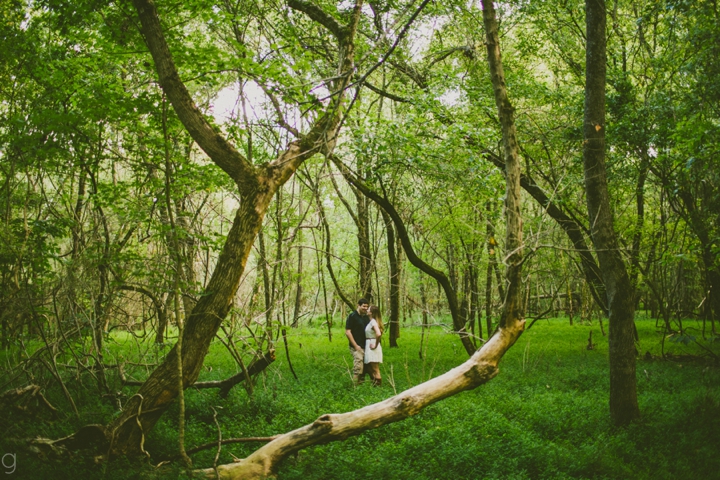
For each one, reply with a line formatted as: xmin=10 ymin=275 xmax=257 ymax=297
xmin=369 ymin=305 xmax=384 ymax=334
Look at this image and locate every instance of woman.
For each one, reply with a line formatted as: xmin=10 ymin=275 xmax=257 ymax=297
xmin=364 ymin=305 xmax=384 ymax=386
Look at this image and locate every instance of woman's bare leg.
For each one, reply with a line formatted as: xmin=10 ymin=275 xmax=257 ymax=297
xmin=371 ymin=363 xmax=381 ymax=386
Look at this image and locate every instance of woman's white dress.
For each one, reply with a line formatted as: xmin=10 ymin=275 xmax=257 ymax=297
xmin=364 ymin=319 xmax=383 ymax=363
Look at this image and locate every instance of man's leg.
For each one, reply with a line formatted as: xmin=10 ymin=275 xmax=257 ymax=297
xmin=350 ymin=347 xmax=366 ymax=385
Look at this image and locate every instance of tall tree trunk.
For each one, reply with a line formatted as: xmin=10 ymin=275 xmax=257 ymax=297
xmin=583 ymin=0 xmax=640 ymax=426
xmin=481 ymin=0 xmax=525 ymax=331
xmin=258 ymin=228 xmax=274 ymax=345
xmin=381 ymin=210 xmax=400 ymax=347
xmin=162 ymin=98 xmax=191 ymax=466
xmin=292 ymin=245 xmax=303 ymax=328
xmin=628 ymin=155 xmax=650 ymax=312
xmin=354 ymin=186 xmax=373 ymax=301
xmin=89 ymin=163 xmax=110 ymax=395
xmin=485 ymin=204 xmax=497 ymax=335
xmin=469 ymin=256 xmax=481 ymax=341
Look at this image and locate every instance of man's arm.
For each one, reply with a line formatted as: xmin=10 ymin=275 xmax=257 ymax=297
xmin=345 ymin=329 xmax=363 ymax=351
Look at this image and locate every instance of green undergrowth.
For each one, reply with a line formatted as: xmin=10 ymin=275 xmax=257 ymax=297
xmin=2 ymin=317 xmax=719 ymax=479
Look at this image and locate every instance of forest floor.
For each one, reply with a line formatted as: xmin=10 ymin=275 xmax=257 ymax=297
xmin=2 ymin=315 xmax=719 ymax=479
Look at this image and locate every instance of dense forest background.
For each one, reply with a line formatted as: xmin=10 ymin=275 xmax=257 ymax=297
xmin=1 ymin=0 xmax=718 ymax=477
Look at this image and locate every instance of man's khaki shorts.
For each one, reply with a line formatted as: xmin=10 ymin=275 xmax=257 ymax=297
xmin=350 ymin=347 xmax=365 ymax=375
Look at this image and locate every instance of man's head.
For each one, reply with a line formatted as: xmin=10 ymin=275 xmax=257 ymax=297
xmin=357 ymin=298 xmax=370 ymax=315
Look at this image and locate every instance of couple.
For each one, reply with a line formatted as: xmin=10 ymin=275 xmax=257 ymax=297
xmin=345 ymin=298 xmax=384 ymax=386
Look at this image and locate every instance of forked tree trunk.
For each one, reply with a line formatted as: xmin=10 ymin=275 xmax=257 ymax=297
xmin=583 ymin=0 xmax=640 ymax=426
xmin=95 ymin=0 xmax=363 ymax=455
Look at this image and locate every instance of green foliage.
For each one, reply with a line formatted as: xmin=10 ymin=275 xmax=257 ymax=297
xmin=2 ymin=317 xmax=719 ymax=479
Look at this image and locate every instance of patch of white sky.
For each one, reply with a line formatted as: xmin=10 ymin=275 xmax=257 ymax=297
xmin=211 ymin=2 xmax=470 ymax=123
xmin=210 ymin=81 xmax=262 ymax=125
xmin=408 ymin=14 xmax=467 ymax=107
xmin=211 ymin=26 xmax=331 ymax=129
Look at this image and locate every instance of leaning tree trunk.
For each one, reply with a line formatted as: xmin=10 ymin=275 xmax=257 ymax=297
xmin=197 ymin=318 xmax=525 ymax=479
xmin=89 ymin=0 xmax=364 ymax=456
xmin=583 ymin=0 xmax=640 ymax=426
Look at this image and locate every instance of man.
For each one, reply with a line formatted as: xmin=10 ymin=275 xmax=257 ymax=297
xmin=345 ymin=298 xmax=370 ymax=385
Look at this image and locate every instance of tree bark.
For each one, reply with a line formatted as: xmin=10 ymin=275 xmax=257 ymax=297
xmin=291 ymin=245 xmax=303 ymax=328
xmin=353 ymin=186 xmax=373 ymax=301
xmin=481 ymin=0 xmax=524 ymax=331
xmin=485 ymin=204 xmax=497 ymax=335
xmin=583 ymin=0 xmax=640 ymax=426
xmin=381 ymin=209 xmax=401 ymax=346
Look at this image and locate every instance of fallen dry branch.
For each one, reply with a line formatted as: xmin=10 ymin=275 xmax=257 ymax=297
xmin=192 ymin=350 xmax=276 ymax=397
xmin=195 ymin=320 xmax=525 ymax=479
xmin=117 ymin=364 xmax=144 ymax=387
xmin=117 ymin=351 xmax=275 ymax=397
xmin=0 ymin=385 xmax=58 ymax=421
xmin=163 ymin=436 xmax=281 ymax=461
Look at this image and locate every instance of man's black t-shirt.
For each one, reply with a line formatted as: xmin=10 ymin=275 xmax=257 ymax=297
xmin=345 ymin=311 xmax=370 ymax=349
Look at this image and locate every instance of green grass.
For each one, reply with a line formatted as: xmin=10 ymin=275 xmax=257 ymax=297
xmin=2 ymin=316 xmax=719 ymax=479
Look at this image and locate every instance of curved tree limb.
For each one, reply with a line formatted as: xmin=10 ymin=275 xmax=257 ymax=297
xmin=116 ymin=284 xmax=167 ymax=338
xmin=132 ymin=0 xmax=255 ymax=186
xmin=329 ymin=154 xmax=476 ymax=356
